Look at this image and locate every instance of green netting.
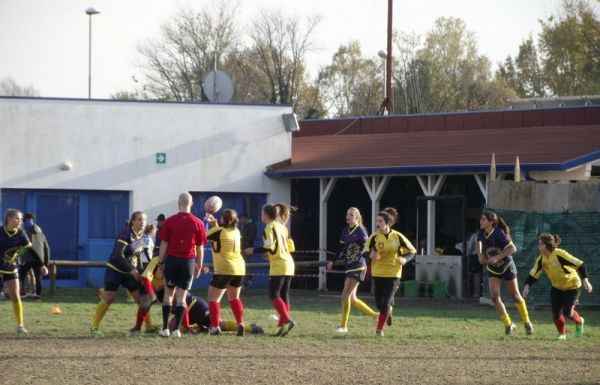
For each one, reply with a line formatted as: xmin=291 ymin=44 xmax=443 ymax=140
xmin=482 ymin=209 xmax=600 ymax=305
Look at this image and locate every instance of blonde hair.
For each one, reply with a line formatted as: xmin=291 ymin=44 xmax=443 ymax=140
xmin=347 ymin=207 xmax=363 ymax=226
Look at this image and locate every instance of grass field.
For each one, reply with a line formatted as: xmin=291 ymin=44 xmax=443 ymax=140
xmin=1 ymin=288 xmax=599 ymax=385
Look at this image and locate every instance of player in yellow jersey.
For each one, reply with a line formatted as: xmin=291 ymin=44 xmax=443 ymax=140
xmin=245 ymin=203 xmax=295 ymax=336
xmin=204 ymin=209 xmax=246 ymax=336
xmin=523 ymin=233 xmax=593 ymax=340
xmin=362 ymin=207 xmax=416 ymax=337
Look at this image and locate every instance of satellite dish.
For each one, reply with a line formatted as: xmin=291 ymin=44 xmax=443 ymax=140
xmin=203 ymin=70 xmax=234 ymax=103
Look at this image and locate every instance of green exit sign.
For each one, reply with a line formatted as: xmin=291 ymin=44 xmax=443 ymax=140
xmin=156 ymin=153 xmax=166 ymax=164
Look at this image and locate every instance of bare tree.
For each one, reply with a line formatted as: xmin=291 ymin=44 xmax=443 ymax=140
xmin=136 ymin=1 xmax=240 ymax=100
xmin=0 ymin=77 xmax=39 ymax=97
xmin=246 ymin=9 xmax=321 ymax=106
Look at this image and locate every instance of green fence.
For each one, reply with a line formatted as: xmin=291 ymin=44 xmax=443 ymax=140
xmin=483 ymin=209 xmax=600 ymax=306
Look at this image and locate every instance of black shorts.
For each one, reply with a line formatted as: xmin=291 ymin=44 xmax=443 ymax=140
xmin=164 ymin=256 xmax=195 ymax=290
xmin=104 ymin=267 xmax=141 ymax=292
xmin=551 ymin=287 xmax=580 ymax=317
xmin=345 ymin=268 xmax=367 ymax=282
xmin=486 ymin=262 xmax=517 ymax=281
xmin=0 ymin=271 xmax=18 ymax=282
xmin=188 ymin=297 xmax=211 ymax=327
xmin=210 ymin=274 xmax=244 ymax=289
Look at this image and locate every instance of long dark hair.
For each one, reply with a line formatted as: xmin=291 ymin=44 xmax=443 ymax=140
xmin=482 ymin=210 xmax=510 ymax=235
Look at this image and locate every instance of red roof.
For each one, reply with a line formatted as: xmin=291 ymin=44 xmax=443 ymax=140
xmin=267 ymin=124 xmax=600 ymax=177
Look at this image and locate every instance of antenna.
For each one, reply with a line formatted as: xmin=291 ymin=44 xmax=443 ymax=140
xmin=203 ymin=70 xmax=234 ymax=103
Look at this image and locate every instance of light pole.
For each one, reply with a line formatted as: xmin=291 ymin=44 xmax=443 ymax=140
xmin=85 ymin=7 xmax=100 ymax=99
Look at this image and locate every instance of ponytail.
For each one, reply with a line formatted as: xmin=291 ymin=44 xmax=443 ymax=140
xmin=378 ymin=207 xmax=398 ymax=226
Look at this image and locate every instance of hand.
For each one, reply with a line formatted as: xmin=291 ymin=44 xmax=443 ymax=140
xmin=243 ymin=248 xmax=254 ymax=257
xmin=194 ymin=264 xmax=202 ymax=279
xmin=262 ymin=253 xmax=269 ymax=261
xmin=522 ymin=284 xmax=530 ymax=298
xmin=477 ymin=254 xmax=486 ymax=265
xmin=204 ymin=213 xmax=217 ymax=226
xmin=487 ymin=256 xmax=498 ymax=265
xmin=201 ymin=266 xmax=210 ymax=274
xmin=41 ymin=266 xmax=49 ymax=277
xmin=396 ymin=257 xmax=407 ymax=266
xmin=583 ymin=278 xmax=593 ymax=294
xmin=370 ymin=251 xmax=380 ymax=261
xmin=326 ymin=261 xmax=333 ymax=272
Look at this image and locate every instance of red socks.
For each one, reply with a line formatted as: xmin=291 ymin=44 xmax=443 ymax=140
xmin=570 ymin=309 xmax=582 ymax=324
xmin=134 ymin=307 xmax=148 ymax=330
xmin=376 ymin=313 xmax=388 ymax=331
xmin=209 ymin=301 xmax=221 ymax=328
xmin=142 ymin=278 xmax=154 ymax=296
xmin=230 ymin=298 xmax=244 ymax=324
xmin=553 ymin=315 xmax=566 ymax=334
xmin=272 ymin=297 xmax=290 ymax=326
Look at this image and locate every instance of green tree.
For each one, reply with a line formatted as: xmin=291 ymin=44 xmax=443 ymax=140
xmin=539 ymin=0 xmax=600 ymax=95
xmin=318 ymin=41 xmax=382 ymax=117
xmin=392 ymin=18 xmax=514 ymax=113
xmin=497 ymin=37 xmax=546 ymax=97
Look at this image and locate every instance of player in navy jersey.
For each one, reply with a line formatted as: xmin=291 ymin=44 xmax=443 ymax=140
xmin=91 ymin=211 xmax=151 ymax=336
xmin=477 ymin=211 xmax=532 ymax=335
xmin=1 ymin=209 xmax=32 ymax=333
xmin=327 ymin=207 xmax=378 ymax=333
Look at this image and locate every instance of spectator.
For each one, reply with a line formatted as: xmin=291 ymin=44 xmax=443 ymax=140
xmin=239 ymin=212 xmax=256 ymax=287
xmin=157 ymin=193 xmax=206 ymax=338
xmin=154 ymin=214 xmax=166 ymax=257
xmin=19 ymin=213 xmax=50 ymax=301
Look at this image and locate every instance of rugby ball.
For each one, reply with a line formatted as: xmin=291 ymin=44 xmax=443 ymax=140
xmin=204 ymin=195 xmax=223 ymax=214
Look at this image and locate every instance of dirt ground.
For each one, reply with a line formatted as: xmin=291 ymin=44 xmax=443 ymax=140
xmin=2 ymin=335 xmax=599 ymax=385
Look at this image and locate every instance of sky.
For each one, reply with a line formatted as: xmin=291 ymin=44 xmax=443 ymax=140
xmin=0 ymin=0 xmax=563 ymax=99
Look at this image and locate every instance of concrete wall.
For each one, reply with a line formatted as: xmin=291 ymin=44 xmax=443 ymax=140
xmin=0 ymin=97 xmax=292 ymax=216
xmin=488 ymin=180 xmax=600 ymax=212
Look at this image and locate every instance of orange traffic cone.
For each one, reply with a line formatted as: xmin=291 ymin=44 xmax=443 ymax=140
xmin=51 ymin=306 xmax=61 ymax=314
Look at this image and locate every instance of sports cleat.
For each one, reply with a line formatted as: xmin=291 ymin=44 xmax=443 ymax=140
xmin=31 ymin=295 xmax=42 ymax=301
xmin=171 ymin=330 xmax=182 ymax=338
xmin=16 ymin=325 xmax=28 ymax=334
xmin=273 ymin=327 xmax=284 ymax=337
xmin=334 ymin=326 xmax=348 ymax=334
xmin=208 ymin=326 xmax=222 ymax=336
xmin=387 ymin=315 xmax=393 ymax=327
xmin=556 ymin=333 xmax=567 ymax=341
xmin=158 ymin=328 xmax=170 ymax=337
xmin=236 ymin=323 xmax=245 ymax=337
xmin=279 ymin=320 xmax=295 ymax=337
xmin=524 ymin=322 xmax=534 ymax=335
xmin=250 ymin=323 xmax=264 ymax=334
xmin=376 ymin=330 xmax=384 ymax=337
xmin=129 ymin=327 xmax=141 ymax=335
xmin=90 ymin=327 xmax=103 ymax=337
xmin=145 ymin=325 xmax=160 ymax=333
xmin=505 ymin=323 xmax=516 ymax=335
xmin=575 ymin=317 xmax=585 ymax=338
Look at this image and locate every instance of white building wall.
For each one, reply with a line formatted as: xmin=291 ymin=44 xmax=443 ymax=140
xmin=0 ymin=97 xmax=292 ymax=217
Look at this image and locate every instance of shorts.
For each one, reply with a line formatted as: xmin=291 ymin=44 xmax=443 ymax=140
xmin=210 ymin=274 xmax=244 ymax=289
xmin=188 ymin=297 xmax=211 ymax=327
xmin=164 ymin=256 xmax=195 ymax=290
xmin=104 ymin=267 xmax=141 ymax=292
xmin=0 ymin=271 xmax=18 ymax=282
xmin=486 ymin=262 xmax=517 ymax=281
xmin=345 ymin=268 xmax=367 ymax=282
xmin=551 ymin=287 xmax=580 ymax=317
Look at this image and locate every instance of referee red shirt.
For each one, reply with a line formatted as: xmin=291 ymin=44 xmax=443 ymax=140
xmin=159 ymin=212 xmax=206 ymax=259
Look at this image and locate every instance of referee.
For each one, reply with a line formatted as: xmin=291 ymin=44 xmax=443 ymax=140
xmin=157 ymin=192 xmax=206 ymax=337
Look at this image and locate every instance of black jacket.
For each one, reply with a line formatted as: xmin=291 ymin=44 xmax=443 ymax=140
xmin=23 ymin=224 xmax=51 ymax=266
